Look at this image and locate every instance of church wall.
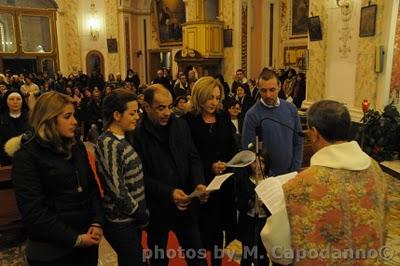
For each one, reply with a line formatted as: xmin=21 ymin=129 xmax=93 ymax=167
xmin=305 ymin=0 xmax=326 ymax=103
xmin=220 ymin=0 xmax=235 ymax=84
xmin=56 ymin=0 xmax=82 ymax=74
xmin=249 ymin=0 xmax=267 ymax=80
xmin=77 ymin=0 xmax=107 ymax=77
xmin=277 ymin=0 xmax=308 ymax=69
xmin=130 ymin=15 xmax=141 ymax=75
xmin=185 ymin=0 xmax=196 ymax=22
xmin=176 ymin=1 xmax=238 ymax=84
xmin=118 ymin=0 xmax=151 ymax=84
xmin=354 ymin=0 xmax=384 ymax=110
xmin=56 ymin=0 xmax=123 ymax=78
xmin=54 ymin=0 xmax=398 ymax=105
xmin=104 ymin=0 xmax=121 ymax=78
xmin=306 ymin=0 xmax=396 ymax=119
xmin=149 ymin=1 xmax=159 ymax=50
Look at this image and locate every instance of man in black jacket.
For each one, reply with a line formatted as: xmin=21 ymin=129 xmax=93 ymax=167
xmin=132 ymin=84 xmax=208 ymax=266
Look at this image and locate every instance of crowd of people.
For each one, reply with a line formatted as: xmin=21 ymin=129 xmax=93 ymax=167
xmin=0 ymin=66 xmax=389 ymax=266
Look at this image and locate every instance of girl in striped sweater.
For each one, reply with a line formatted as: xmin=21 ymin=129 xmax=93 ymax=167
xmin=95 ymin=89 xmax=148 ymax=266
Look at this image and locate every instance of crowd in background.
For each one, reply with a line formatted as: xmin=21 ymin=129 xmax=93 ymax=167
xmin=0 ymin=66 xmax=306 ymax=161
xmin=0 ymin=66 xmax=306 ymax=265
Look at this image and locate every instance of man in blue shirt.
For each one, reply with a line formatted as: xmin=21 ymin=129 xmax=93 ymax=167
xmin=242 ymin=69 xmax=303 ymax=176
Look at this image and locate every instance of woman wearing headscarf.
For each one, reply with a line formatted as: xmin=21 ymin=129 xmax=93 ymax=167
xmin=0 ymin=89 xmax=29 ymax=166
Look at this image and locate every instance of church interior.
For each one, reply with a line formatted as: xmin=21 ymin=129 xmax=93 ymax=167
xmin=0 ymin=0 xmax=400 ymax=265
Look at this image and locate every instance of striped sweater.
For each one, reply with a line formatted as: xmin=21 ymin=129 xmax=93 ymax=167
xmin=95 ymin=131 xmax=146 ymax=223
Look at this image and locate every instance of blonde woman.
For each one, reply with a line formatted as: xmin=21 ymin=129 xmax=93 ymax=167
xmin=8 ymin=91 xmax=104 ymax=266
xmin=183 ymin=76 xmax=237 ymax=266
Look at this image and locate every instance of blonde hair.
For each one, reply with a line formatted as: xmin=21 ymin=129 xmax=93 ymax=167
xmin=30 ymin=91 xmax=76 ymax=156
xmin=191 ymin=76 xmax=224 ymax=114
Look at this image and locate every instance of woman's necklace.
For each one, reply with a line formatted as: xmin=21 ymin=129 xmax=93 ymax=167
xmin=202 ymin=113 xmax=216 ymax=133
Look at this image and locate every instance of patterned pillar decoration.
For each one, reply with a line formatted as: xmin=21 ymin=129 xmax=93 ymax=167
xmin=337 ymin=0 xmax=354 ymax=58
xmin=241 ymin=3 xmax=248 ymax=74
xmin=125 ymin=17 xmax=131 ymax=70
xmin=390 ymin=5 xmax=400 ymax=106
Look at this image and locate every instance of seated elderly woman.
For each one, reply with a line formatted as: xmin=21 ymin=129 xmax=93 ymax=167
xmin=0 ymin=89 xmax=29 ymax=166
xmin=261 ymin=100 xmax=388 ymax=265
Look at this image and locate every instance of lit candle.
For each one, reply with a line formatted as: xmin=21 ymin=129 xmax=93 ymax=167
xmin=362 ymin=99 xmax=369 ymax=113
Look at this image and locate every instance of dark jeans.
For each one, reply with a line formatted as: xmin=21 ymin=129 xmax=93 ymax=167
xmin=199 ymin=202 xmax=224 ymax=266
xmin=104 ymin=220 xmax=145 ymax=266
xmin=146 ymin=209 xmax=206 ymax=266
xmin=239 ymin=213 xmax=271 ymax=266
xmin=27 ymin=246 xmax=98 ymax=266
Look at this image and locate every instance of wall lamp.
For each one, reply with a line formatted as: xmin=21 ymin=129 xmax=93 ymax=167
xmin=87 ymin=1 xmax=100 ymax=40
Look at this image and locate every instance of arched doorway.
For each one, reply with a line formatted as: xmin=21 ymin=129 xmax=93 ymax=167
xmin=86 ymin=50 xmax=104 ymax=78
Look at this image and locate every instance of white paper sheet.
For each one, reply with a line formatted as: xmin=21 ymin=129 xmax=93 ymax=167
xmin=188 ymin=190 xmax=203 ymax=199
xmin=188 ymin=173 xmax=234 ymax=198
xmin=255 ymin=172 xmax=297 ymax=214
xmin=206 ymin=173 xmax=234 ymax=191
xmin=225 ymin=151 xmax=256 ymax=168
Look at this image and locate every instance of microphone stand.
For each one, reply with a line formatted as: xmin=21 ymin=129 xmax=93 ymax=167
xmin=250 ymin=116 xmax=302 ymax=265
xmin=253 ymin=126 xmax=267 ymax=266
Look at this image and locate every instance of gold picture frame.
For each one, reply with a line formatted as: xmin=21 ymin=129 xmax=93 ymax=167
xmin=284 ymin=46 xmax=307 ymax=67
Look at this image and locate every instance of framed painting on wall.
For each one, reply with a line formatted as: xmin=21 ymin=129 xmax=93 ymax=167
xmin=284 ymin=46 xmax=307 ymax=68
xmin=290 ymin=0 xmax=309 ymax=38
xmin=308 ymin=16 xmax=323 ymax=41
xmin=107 ymin=38 xmax=118 ymax=53
xmin=156 ymin=0 xmax=186 ymax=46
xmin=359 ymin=4 xmax=377 ymax=37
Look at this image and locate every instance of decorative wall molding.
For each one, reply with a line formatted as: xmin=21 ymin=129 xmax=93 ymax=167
xmin=105 ymin=0 xmax=120 ymax=75
xmin=241 ymin=2 xmax=248 ymax=73
xmin=57 ymin=0 xmax=82 ymax=72
xmin=338 ymin=0 xmax=354 ymax=58
xmin=390 ymin=4 xmax=400 ymax=104
xmin=149 ymin=1 xmax=160 ymax=48
xmin=306 ymin=0 xmax=327 ymax=103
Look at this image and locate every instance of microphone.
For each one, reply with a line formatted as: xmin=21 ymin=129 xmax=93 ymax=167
xmin=251 ymin=116 xmax=304 ymax=177
xmin=256 ymin=116 xmax=305 ymax=138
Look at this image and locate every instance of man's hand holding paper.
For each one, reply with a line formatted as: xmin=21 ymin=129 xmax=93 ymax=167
xmin=195 ymin=184 xmax=209 ymax=203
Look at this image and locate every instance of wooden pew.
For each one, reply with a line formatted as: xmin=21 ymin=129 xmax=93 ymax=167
xmin=0 ymin=166 xmax=25 ymax=250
